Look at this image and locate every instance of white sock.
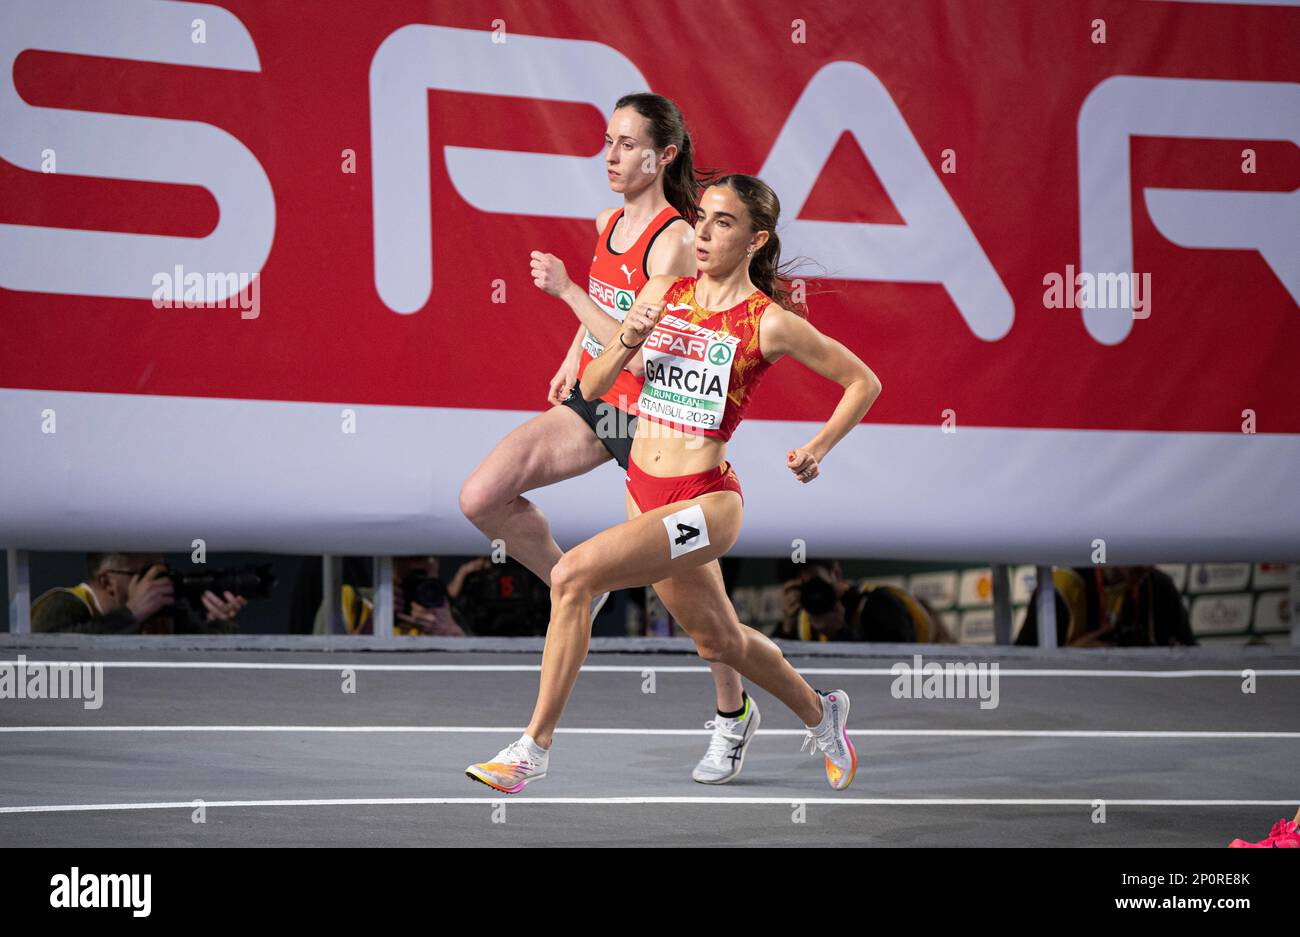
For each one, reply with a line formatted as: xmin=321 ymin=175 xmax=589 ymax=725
xmin=522 ymin=733 xmax=548 ymax=754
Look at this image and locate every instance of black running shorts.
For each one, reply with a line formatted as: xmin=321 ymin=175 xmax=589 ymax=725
xmin=561 ymin=377 xmax=637 ymax=471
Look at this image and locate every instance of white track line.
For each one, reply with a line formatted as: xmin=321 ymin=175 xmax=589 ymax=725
xmin=2 ymin=797 xmax=1296 ymax=815
xmin=4 ymin=660 xmax=1300 ymax=677
xmin=1 ymin=726 xmax=1296 ymax=739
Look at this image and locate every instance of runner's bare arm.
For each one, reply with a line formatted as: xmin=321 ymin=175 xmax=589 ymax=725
xmin=632 ymin=218 xmax=696 ymax=380
xmin=536 ymin=207 xmax=634 ymax=348
xmin=531 ymin=249 xmax=622 ymax=345
xmin=646 ymin=218 xmax=697 ymax=281
xmin=758 ymin=304 xmax=882 ymax=463
xmin=581 ymin=275 xmax=674 ymax=401
xmin=555 ymin=279 xmax=623 ymax=345
xmin=563 ymin=322 xmax=585 ymax=364
xmin=575 ymin=207 xmax=621 ymax=346
xmin=583 ymin=211 xmax=694 ymax=360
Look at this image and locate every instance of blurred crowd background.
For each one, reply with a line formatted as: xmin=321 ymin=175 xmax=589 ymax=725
xmin=7 ymin=551 xmax=1292 ymax=647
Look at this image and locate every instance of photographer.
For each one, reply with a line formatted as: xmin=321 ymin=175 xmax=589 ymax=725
xmin=1014 ymin=565 xmax=1195 ymax=647
xmin=778 ymin=558 xmax=918 ymax=643
xmin=31 ymin=552 xmax=247 ymax=634
xmin=308 ymin=555 xmax=470 ymax=636
xmin=394 ymin=556 xmax=466 ymax=636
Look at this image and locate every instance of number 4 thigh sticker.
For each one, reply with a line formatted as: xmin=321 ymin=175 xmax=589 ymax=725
xmin=662 ymin=503 xmax=710 ymax=559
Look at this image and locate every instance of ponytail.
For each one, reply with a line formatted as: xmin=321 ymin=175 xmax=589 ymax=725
xmin=712 ymin=174 xmax=815 ymax=319
xmin=614 ymin=92 xmax=719 ymax=224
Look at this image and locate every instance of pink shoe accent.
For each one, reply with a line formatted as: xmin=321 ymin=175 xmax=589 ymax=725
xmin=1227 ymin=818 xmax=1299 ymax=848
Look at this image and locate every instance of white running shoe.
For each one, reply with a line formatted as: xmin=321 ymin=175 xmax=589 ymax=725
xmin=692 ymin=695 xmax=761 ymax=784
xmin=800 ymin=689 xmax=856 ymax=790
xmin=465 ymin=735 xmax=549 ymax=794
xmin=590 ymin=591 xmax=610 ymax=622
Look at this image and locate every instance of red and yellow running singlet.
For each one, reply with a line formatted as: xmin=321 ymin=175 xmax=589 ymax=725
xmin=635 ymin=276 xmax=776 ymax=443
xmin=577 ymin=205 xmax=682 ymax=415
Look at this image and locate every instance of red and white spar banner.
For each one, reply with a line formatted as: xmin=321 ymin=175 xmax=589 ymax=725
xmin=1 ymin=0 xmax=1298 ymax=560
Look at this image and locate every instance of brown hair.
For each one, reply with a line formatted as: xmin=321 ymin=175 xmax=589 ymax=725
xmin=614 ymin=93 xmax=719 ymax=225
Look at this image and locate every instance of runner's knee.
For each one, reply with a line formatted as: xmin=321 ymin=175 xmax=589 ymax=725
xmin=550 ymin=552 xmax=595 ymax=603
xmin=458 ymin=472 xmax=507 ymax=526
xmin=691 ymin=618 xmax=743 ymax=664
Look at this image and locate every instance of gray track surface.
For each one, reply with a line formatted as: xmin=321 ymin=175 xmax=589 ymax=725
xmin=1 ymin=637 xmax=1297 ymax=847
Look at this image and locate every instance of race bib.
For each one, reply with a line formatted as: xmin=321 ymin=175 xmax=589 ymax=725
xmin=636 ymin=311 xmax=738 ymax=431
xmin=583 ymin=275 xmax=635 ymax=359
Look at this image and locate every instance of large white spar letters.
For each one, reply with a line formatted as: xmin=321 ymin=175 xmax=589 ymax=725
xmin=0 ymin=0 xmax=274 ymax=302
xmin=1078 ymin=76 xmax=1300 ymax=345
xmin=368 ymin=26 xmax=649 ymax=314
xmin=759 ymin=62 xmax=1015 ymax=342
xmin=5 ymin=7 xmax=1291 ymax=348
xmin=369 ymin=39 xmax=1015 ymax=339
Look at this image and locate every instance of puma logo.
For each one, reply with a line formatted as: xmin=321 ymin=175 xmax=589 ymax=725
xmin=620 ymin=264 xmax=637 ymax=285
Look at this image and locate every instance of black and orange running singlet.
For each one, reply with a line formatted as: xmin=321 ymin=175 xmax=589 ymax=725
xmin=576 ymin=205 xmax=682 ymax=416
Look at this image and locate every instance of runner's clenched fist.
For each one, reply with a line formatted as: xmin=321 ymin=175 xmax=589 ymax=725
xmin=619 ymin=300 xmax=665 ymax=347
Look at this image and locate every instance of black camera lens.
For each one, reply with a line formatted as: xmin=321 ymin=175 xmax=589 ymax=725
xmin=402 ymin=573 xmax=447 ymax=609
xmin=799 ymin=577 xmax=838 ymax=615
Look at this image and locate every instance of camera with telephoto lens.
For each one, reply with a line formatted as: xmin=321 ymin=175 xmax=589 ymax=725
xmin=400 ymin=571 xmax=448 ymax=611
xmin=158 ymin=563 xmax=276 ymax=611
xmin=799 ymin=575 xmax=839 ymax=615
